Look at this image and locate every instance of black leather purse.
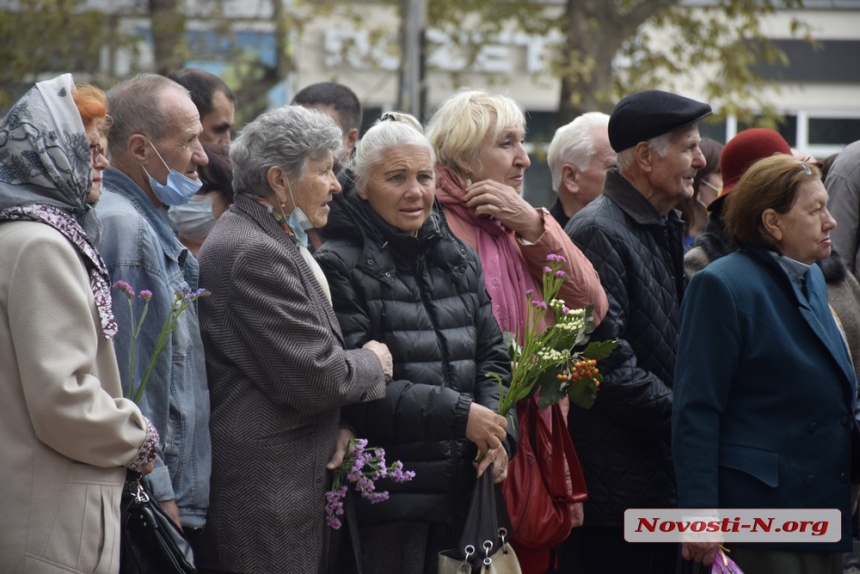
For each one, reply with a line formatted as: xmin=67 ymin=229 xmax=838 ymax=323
xmin=120 ymin=471 xmax=197 ymax=574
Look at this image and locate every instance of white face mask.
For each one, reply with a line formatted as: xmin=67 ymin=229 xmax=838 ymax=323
xmin=168 ymin=194 xmax=216 ymax=240
xmin=142 ymin=138 xmax=203 ymax=205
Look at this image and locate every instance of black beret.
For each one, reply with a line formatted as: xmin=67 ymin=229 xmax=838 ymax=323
xmin=608 ymin=90 xmax=712 ymax=153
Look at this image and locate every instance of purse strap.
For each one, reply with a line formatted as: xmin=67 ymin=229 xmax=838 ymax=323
xmin=550 ymin=401 xmax=588 ymax=503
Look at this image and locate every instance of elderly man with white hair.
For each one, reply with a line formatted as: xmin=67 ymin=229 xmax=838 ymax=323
xmin=562 ymin=90 xmax=711 ymax=574
xmin=546 ymin=112 xmax=616 ymax=229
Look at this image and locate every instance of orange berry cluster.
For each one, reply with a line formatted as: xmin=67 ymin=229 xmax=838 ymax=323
xmin=555 ymin=359 xmax=600 ymax=383
xmin=571 ymin=359 xmax=598 ymax=381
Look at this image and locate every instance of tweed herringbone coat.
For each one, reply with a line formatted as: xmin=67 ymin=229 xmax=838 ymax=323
xmin=193 ymin=195 xmax=388 ymax=574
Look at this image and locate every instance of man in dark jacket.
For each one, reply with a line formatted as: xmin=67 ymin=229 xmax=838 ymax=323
xmin=560 ymin=90 xmax=711 ymax=573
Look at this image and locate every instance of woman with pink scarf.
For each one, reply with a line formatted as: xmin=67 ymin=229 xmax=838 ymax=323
xmin=426 ymin=91 xmax=606 ymax=339
xmin=426 ymin=90 xmax=608 ymax=573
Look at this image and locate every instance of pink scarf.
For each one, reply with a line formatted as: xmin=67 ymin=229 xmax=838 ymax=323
xmin=434 ymin=166 xmax=541 ymax=343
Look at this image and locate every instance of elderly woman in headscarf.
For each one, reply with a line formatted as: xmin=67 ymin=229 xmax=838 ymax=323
xmin=0 ymin=74 xmax=159 ymax=573
xmin=316 ymin=112 xmax=512 ymax=573
xmin=193 ymin=105 xmax=392 ymax=574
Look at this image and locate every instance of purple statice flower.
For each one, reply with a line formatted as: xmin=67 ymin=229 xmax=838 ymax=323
xmin=525 ymin=289 xmax=535 ymax=297
xmin=556 ymin=255 xmax=566 ymax=263
xmin=353 ymin=438 xmax=368 ymax=458
xmin=373 ymin=448 xmax=386 ymax=472
xmin=356 ymin=475 xmax=376 ymax=495
xmin=347 ymin=451 xmax=368 ymax=482
xmin=555 ymin=270 xmax=565 ymax=279
xmin=184 ymin=287 xmax=209 ymax=302
xmin=324 ymin=485 xmax=348 ymax=529
xmin=326 ymin=515 xmax=342 ymax=529
xmin=546 ymin=254 xmax=559 ymax=262
xmin=543 ymin=266 xmax=553 ymax=274
xmin=389 ymin=461 xmax=416 ymax=483
xmin=562 ymin=306 xmax=571 ymax=315
xmin=113 ymin=280 xmax=135 ymax=298
xmin=366 ymin=491 xmax=390 ymax=504
xmin=325 ymin=438 xmax=416 ymax=529
xmin=531 ymin=300 xmax=548 ymax=310
xmin=139 ymin=290 xmax=153 ymax=301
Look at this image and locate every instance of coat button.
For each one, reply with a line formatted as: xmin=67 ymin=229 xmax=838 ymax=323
xmin=808 ymin=422 xmax=818 ymax=432
xmin=805 ymin=475 xmax=815 ymax=486
xmin=384 ymin=272 xmax=391 ymax=278
xmin=842 ymin=416 xmax=851 ymax=427
xmin=841 ymin=473 xmax=850 ymax=483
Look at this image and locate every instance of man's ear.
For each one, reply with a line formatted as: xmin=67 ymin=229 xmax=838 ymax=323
xmin=127 ymin=134 xmax=149 ymax=165
xmin=561 ymin=164 xmax=579 ymax=194
xmin=345 ymin=127 xmax=360 ymax=152
xmin=635 ymin=141 xmax=653 ymax=172
xmin=762 ymin=208 xmax=782 ymax=242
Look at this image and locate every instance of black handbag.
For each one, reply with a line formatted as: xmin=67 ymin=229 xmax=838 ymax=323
xmin=120 ymin=470 xmax=197 ymax=574
xmin=438 ymin=463 xmax=521 ymax=574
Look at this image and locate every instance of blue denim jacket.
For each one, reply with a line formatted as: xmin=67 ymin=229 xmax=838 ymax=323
xmin=96 ymin=168 xmax=210 ymax=528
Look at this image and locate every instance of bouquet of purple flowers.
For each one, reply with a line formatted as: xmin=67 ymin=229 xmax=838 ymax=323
xmin=325 ymin=438 xmax=416 ymax=529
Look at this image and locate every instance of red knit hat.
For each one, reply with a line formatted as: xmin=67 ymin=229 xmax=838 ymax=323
xmin=718 ymin=128 xmax=792 ymax=199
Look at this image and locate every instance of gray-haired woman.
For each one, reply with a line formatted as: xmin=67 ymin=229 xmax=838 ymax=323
xmin=193 ymin=105 xmax=393 ymax=574
xmin=316 ymin=112 xmax=513 ymax=574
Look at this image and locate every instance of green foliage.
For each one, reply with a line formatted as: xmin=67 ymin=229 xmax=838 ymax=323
xmin=404 ymin=0 xmax=812 ymax=126
xmin=0 ymin=0 xmax=122 ymax=108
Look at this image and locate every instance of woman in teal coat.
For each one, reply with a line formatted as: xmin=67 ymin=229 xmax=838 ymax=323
xmin=674 ymin=154 xmax=858 ymax=574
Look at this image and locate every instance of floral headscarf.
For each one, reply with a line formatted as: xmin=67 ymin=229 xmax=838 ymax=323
xmin=0 ymin=74 xmax=117 ymax=339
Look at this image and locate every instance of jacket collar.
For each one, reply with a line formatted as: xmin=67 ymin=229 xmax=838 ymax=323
xmin=744 ymin=246 xmax=857 ymax=400
xmin=602 ymin=169 xmax=677 ymax=227
xmin=103 ymin=167 xmax=187 ymax=263
xmin=233 ymin=193 xmax=343 ymax=340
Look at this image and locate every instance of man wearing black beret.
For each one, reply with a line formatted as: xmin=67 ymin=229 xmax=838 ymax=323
xmin=561 ymin=90 xmax=711 ymax=573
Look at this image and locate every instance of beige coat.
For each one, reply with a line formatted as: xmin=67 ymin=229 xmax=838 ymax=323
xmin=0 ymin=221 xmax=150 ymax=574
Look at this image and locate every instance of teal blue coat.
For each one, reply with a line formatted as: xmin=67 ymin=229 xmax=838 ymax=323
xmin=673 ymin=247 xmax=857 ymax=551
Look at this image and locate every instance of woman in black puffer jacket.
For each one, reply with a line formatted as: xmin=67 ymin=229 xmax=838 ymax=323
xmin=315 ymin=113 xmax=514 ymax=574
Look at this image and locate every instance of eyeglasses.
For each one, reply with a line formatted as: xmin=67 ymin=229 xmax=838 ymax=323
xmin=89 ymin=142 xmax=104 ymax=163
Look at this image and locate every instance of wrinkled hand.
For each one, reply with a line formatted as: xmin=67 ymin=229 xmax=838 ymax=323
xmin=327 ymin=427 xmax=356 ymax=471
xmin=681 ymin=541 xmax=720 ymax=566
xmin=475 ymin=444 xmax=509 ymax=484
xmin=363 ymin=340 xmax=393 ymax=379
xmin=465 ymin=402 xmax=507 ymax=454
xmin=139 ymin=459 xmax=156 ymax=477
xmin=464 ymin=179 xmax=543 ymax=242
xmin=159 ymin=499 xmax=182 ymax=529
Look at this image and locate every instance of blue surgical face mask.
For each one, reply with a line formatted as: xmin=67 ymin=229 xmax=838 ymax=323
xmin=168 ymin=194 xmax=216 ymax=241
xmin=280 ymin=177 xmax=313 ymax=249
xmin=142 ymin=139 xmax=203 ymax=206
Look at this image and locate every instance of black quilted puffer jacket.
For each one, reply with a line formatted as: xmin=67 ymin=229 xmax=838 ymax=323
xmin=315 ymin=195 xmax=513 ymax=528
xmin=563 ymin=169 xmax=685 ymax=526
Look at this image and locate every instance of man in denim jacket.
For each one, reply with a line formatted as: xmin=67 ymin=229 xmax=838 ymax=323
xmin=95 ymin=74 xmax=211 ymax=531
